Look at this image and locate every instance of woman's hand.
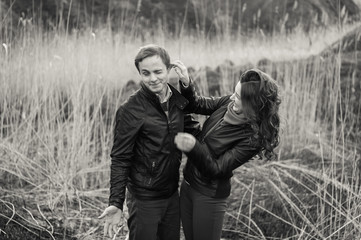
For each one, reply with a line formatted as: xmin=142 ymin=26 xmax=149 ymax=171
xmin=175 ymin=132 xmax=196 ymax=152
xmin=98 ymin=205 xmax=123 ymax=238
xmin=171 ymin=60 xmax=190 ymax=87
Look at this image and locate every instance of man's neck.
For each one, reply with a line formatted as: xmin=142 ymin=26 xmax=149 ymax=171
xmin=157 ymin=85 xmax=170 ymax=103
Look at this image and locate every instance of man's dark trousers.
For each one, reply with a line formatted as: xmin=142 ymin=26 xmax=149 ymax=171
xmin=126 ymin=190 xmax=180 ymax=240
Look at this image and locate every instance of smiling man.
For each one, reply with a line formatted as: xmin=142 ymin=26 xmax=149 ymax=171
xmin=99 ymin=44 xmax=197 ymax=240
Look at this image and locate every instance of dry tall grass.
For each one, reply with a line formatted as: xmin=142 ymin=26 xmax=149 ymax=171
xmin=0 ymin=20 xmax=360 ymax=239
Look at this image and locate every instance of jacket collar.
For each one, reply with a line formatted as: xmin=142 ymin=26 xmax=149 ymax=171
xmin=140 ymin=82 xmax=188 ymax=110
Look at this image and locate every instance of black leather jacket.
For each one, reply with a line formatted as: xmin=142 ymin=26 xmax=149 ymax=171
xmin=181 ymin=82 xmax=261 ymax=198
xmin=109 ymin=82 xmax=194 ymax=210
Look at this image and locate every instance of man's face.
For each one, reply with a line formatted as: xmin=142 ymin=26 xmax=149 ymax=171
xmin=138 ymin=55 xmax=169 ymax=95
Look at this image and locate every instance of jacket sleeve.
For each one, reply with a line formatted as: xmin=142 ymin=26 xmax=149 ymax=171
xmin=185 ymin=137 xmax=260 ymax=178
xmin=183 ymin=114 xmax=201 ymax=137
xmin=109 ymin=106 xmax=143 ymax=210
xmin=180 ymin=80 xmax=229 ymax=115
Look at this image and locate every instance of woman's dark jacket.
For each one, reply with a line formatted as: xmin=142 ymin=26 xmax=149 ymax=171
xmin=180 ymin=82 xmax=261 ymax=199
xmin=109 ymin=82 xmax=199 ymax=210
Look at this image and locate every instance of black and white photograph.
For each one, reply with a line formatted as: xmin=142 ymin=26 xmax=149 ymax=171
xmin=1 ymin=0 xmax=361 ymax=239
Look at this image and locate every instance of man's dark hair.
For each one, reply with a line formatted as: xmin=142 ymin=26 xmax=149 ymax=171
xmin=134 ymin=44 xmax=171 ymax=72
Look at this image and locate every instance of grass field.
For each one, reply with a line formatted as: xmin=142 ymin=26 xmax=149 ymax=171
xmin=1 ymin=20 xmax=361 ymax=239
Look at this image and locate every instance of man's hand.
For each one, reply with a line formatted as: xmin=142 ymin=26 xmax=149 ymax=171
xmin=175 ymin=132 xmax=196 ymax=152
xmin=98 ymin=205 xmax=123 ymax=238
xmin=171 ymin=60 xmax=190 ymax=87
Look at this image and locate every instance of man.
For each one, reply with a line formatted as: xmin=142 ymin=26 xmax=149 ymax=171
xmin=99 ymin=44 xmax=196 ymax=240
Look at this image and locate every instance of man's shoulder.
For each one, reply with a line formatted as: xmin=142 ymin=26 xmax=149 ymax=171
xmin=117 ymin=90 xmax=147 ymax=115
xmin=122 ymin=89 xmax=145 ymax=105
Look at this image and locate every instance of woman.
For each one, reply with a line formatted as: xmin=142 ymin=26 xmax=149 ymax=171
xmin=173 ymin=67 xmax=281 ymax=240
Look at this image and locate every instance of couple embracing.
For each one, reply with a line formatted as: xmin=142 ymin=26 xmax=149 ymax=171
xmin=99 ymin=44 xmax=281 ymax=240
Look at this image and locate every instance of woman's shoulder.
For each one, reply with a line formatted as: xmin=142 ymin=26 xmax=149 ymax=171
xmin=235 ymin=122 xmax=261 ymax=147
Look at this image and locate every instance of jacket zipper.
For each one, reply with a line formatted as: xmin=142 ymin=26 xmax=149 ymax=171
xmin=152 ymin=161 xmax=155 ymax=171
xmin=148 ymin=161 xmax=156 ymax=185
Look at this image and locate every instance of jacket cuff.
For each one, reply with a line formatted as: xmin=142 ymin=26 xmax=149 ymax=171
xmin=185 ymin=140 xmax=205 ymax=163
xmin=180 ymin=78 xmax=196 ymax=104
xmin=109 ymin=200 xmax=124 ymax=211
xmin=179 ymin=77 xmax=191 ymax=89
xmin=180 ymin=78 xmax=193 ymax=91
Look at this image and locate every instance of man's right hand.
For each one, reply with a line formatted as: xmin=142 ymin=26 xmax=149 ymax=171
xmin=98 ymin=205 xmax=123 ymax=238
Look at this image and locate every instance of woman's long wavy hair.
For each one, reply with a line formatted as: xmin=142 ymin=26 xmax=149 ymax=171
xmin=240 ymin=69 xmax=281 ymax=160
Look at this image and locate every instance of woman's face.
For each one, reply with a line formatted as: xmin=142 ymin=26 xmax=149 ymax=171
xmin=230 ymin=81 xmax=242 ymax=113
